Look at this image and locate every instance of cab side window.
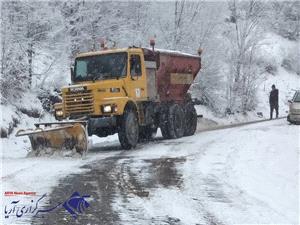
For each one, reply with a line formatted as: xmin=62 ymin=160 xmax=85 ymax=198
xmin=130 ymin=55 xmax=142 ymax=76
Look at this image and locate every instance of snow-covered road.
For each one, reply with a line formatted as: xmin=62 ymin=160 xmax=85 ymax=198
xmin=112 ymin=119 xmax=299 ymax=224
xmin=21 ymin=119 xmax=299 ymax=225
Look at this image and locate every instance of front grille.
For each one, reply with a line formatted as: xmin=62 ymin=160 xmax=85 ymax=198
xmin=64 ymin=90 xmax=94 ymax=115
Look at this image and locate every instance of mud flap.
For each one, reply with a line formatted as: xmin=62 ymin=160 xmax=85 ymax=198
xmin=16 ymin=123 xmax=88 ymax=155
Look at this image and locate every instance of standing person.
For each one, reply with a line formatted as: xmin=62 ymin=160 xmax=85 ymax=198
xmin=269 ymin=84 xmax=279 ymax=119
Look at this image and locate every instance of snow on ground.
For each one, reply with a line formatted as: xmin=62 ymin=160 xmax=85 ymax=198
xmin=195 ymin=64 xmax=299 ymax=127
xmin=256 ymin=33 xmax=299 ymax=117
xmin=257 ymin=66 xmax=299 ymax=117
xmin=183 ymin=119 xmax=299 ymax=224
xmin=195 ymin=70 xmax=299 ymax=127
xmin=0 ymin=89 xmax=120 ymax=224
xmin=0 ymin=111 xmax=299 ymax=224
xmin=114 ymin=119 xmax=299 ymax=224
xmin=195 ymin=104 xmax=263 ymax=126
xmin=0 ymin=129 xmax=120 ymax=225
xmin=255 ymin=33 xmax=300 ymax=119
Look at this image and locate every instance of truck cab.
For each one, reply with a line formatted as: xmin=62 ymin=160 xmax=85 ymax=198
xmin=56 ymin=48 xmax=148 ymax=118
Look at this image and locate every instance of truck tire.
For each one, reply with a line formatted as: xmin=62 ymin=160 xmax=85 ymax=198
xmin=168 ymin=104 xmax=184 ymax=139
xmin=183 ymin=103 xmax=197 ymax=136
xmin=159 ymin=109 xmax=171 ymax=139
xmin=139 ymin=125 xmax=157 ymax=142
xmin=118 ymin=108 xmax=139 ymax=150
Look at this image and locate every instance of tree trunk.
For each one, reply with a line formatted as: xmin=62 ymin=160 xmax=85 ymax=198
xmin=27 ymin=42 xmax=33 ymax=88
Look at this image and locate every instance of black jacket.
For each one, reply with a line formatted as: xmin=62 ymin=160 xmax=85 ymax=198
xmin=269 ymin=89 xmax=279 ymax=106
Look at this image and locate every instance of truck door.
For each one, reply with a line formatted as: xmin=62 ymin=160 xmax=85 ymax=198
xmin=128 ymin=54 xmax=147 ymax=100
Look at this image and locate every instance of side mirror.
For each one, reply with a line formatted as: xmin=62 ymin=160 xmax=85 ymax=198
xmin=70 ymin=67 xmax=74 ymax=81
xmin=288 ymin=100 xmax=292 ymax=104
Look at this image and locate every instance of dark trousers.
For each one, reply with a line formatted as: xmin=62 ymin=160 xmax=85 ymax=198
xmin=270 ymin=104 xmax=279 ymax=119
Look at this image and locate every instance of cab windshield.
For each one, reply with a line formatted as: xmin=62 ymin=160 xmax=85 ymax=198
xmin=74 ymin=52 xmax=127 ymax=82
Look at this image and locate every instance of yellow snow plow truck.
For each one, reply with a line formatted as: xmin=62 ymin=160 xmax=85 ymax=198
xmin=16 ymin=42 xmax=202 ymax=154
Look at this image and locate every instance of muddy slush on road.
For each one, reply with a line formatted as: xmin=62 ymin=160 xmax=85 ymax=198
xmin=31 ymin=118 xmax=286 ymax=225
xmin=31 ymin=151 xmax=187 ymax=225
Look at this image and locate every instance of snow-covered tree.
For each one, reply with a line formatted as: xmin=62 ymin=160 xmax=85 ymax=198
xmin=1 ymin=1 xmax=30 ymax=101
xmin=0 ymin=1 xmax=62 ymax=94
xmin=267 ymin=1 xmax=300 ymax=41
xmin=224 ymin=0 xmax=265 ymax=112
xmin=1 ymin=0 xmax=299 ymax=116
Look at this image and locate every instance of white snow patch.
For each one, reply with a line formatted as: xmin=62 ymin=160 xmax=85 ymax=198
xmin=113 ymin=119 xmax=299 ymax=224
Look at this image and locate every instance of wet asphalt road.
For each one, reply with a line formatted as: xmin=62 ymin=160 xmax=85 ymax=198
xmin=31 ymin=118 xmax=286 ymax=225
xmin=31 ymin=141 xmax=189 ymax=225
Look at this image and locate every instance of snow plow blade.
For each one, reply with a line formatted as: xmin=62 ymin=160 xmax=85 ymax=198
xmin=16 ymin=121 xmax=88 ymax=155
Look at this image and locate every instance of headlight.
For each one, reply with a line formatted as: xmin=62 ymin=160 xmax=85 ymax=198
xmin=101 ymin=104 xmax=118 ymax=113
xmin=102 ymin=105 xmax=112 ymax=113
xmin=113 ymin=105 xmax=118 ymax=112
xmin=55 ymin=110 xmax=63 ymax=116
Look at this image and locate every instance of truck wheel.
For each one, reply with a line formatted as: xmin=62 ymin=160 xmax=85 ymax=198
xmin=168 ymin=104 xmax=184 ymax=139
xmin=183 ymin=103 xmax=197 ymax=136
xmin=118 ymin=108 xmax=139 ymax=150
xmin=159 ymin=110 xmax=171 ymax=139
xmin=139 ymin=125 xmax=157 ymax=142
